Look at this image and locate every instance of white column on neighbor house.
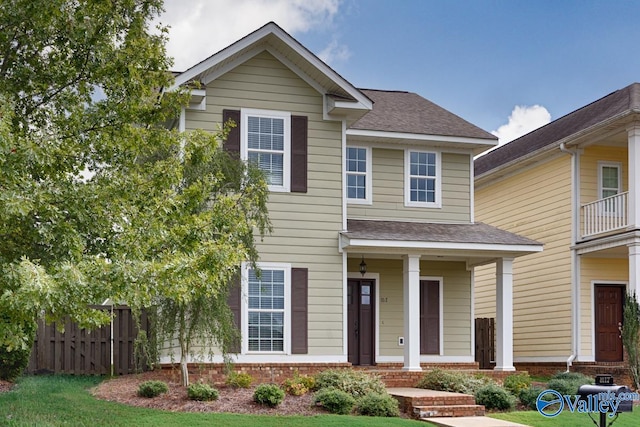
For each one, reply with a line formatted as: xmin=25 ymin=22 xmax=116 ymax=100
xmin=629 ymin=242 xmax=640 ymax=297
xmin=495 ymin=257 xmax=516 ymax=371
xmin=402 ymin=254 xmax=422 ymax=371
xmin=628 ymin=125 xmax=640 ymax=229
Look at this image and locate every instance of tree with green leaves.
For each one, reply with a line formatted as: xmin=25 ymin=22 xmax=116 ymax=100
xmin=0 ymin=0 xmax=269 ymax=382
xmin=622 ymin=291 xmax=640 ymax=390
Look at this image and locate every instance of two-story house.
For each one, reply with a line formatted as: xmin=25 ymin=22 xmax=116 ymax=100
xmin=475 ymin=83 xmax=640 ymax=377
xmin=170 ymin=22 xmax=541 ymax=375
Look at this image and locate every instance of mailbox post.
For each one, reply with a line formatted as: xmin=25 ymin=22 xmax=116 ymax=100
xmin=577 ymin=375 xmax=633 ymax=427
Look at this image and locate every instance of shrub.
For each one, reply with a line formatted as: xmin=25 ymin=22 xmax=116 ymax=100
xmin=282 ymin=371 xmax=314 ymax=396
xmin=313 ymin=388 xmax=355 ymax=415
xmin=253 ymin=383 xmax=285 ymax=407
xmin=187 ymin=382 xmax=219 ymax=401
xmin=503 ymin=373 xmax=531 ymax=395
xmin=314 ymin=369 xmax=386 ymax=397
xmin=417 ymin=369 xmax=493 ymax=394
xmin=475 ymin=383 xmax=516 ymax=411
xmin=547 ymin=372 xmax=593 ymax=396
xmin=0 ymin=346 xmax=31 ymax=381
xmin=355 ymin=392 xmax=400 ymax=417
xmin=137 ymin=380 xmax=169 ymax=398
xmin=518 ymin=385 xmax=544 ymax=410
xmin=225 ymin=372 xmax=253 ymax=388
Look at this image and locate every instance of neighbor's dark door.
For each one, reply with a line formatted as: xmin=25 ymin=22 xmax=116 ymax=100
xmin=594 ymin=284 xmax=624 ymax=362
xmin=348 ymin=279 xmax=375 ymax=366
xmin=420 ymin=280 xmax=440 ymax=354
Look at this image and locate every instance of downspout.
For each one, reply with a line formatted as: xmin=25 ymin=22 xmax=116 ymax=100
xmin=560 ymin=142 xmax=579 ymax=372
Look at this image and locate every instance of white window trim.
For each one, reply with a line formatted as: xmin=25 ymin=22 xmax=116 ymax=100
xmin=346 ymin=145 xmax=372 ymax=205
xmin=404 ymin=149 xmax=442 ymax=208
xmin=598 ymin=161 xmax=622 ymax=199
xmin=420 ymin=276 xmax=444 ymax=356
xmin=241 ymin=108 xmax=291 ymax=192
xmin=241 ymin=262 xmax=292 ymax=355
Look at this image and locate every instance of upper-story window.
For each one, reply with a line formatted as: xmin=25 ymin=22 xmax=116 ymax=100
xmin=405 ymin=150 xmax=441 ymax=208
xmin=598 ymin=162 xmax=622 ymax=214
xmin=346 ymin=146 xmax=371 ymax=204
xmin=241 ymin=109 xmax=291 ymax=192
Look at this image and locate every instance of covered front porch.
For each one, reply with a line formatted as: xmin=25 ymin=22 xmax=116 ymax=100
xmin=340 ymin=220 xmax=542 ymax=372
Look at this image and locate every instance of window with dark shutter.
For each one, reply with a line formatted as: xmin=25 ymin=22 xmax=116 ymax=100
xmin=291 ymin=115 xmax=308 ymax=193
xmin=222 ymin=109 xmax=241 ymax=155
xmin=291 ymin=267 xmax=308 ymax=354
xmin=227 ymin=274 xmax=242 ymax=353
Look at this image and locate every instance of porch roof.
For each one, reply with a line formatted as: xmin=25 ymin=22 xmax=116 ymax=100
xmin=340 ymin=220 xmax=542 ymax=263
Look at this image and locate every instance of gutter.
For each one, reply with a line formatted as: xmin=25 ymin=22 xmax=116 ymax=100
xmin=559 ymin=142 xmax=580 ymax=372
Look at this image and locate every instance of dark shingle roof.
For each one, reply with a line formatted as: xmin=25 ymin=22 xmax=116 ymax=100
xmin=350 ymin=89 xmax=496 ymax=141
xmin=344 ymin=220 xmax=540 ymax=246
xmin=475 ymin=83 xmax=640 ymax=177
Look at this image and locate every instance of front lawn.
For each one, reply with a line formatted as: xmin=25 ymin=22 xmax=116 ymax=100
xmin=490 ymin=408 xmax=640 ymax=427
xmin=0 ymin=376 xmax=424 ymax=426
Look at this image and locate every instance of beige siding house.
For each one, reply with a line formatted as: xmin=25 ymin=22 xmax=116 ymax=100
xmin=171 ymin=22 xmax=541 ymax=372
xmin=475 ymin=83 xmax=640 ymax=375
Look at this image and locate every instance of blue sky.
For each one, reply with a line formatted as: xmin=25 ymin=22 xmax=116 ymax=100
xmin=158 ymin=0 xmax=640 ymax=144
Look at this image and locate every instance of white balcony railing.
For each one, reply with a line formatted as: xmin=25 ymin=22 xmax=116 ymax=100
xmin=581 ymin=191 xmax=628 ymax=238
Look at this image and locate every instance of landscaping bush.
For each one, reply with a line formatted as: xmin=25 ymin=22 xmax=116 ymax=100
xmin=475 ymin=383 xmax=516 ymax=411
xmin=546 ymin=371 xmax=593 ymax=396
xmin=355 ymin=392 xmax=400 ymax=417
xmin=225 ymin=372 xmax=253 ymax=388
xmin=518 ymin=385 xmax=544 ymax=410
xmin=503 ymin=373 xmax=531 ymax=396
xmin=282 ymin=371 xmax=314 ymax=395
xmin=253 ymin=383 xmax=285 ymax=407
xmin=0 ymin=345 xmax=31 ymax=381
xmin=417 ymin=369 xmax=493 ymax=394
xmin=314 ymin=369 xmax=386 ymax=397
xmin=187 ymin=382 xmax=219 ymax=401
xmin=137 ymin=380 xmax=169 ymax=398
xmin=313 ymin=388 xmax=356 ymax=415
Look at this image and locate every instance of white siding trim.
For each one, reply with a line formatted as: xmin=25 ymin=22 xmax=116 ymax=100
xmin=342 ymin=120 xmax=347 ymax=231
xmin=469 ymin=154 xmax=475 ymax=223
xmin=346 ymin=128 xmax=497 ymax=147
xmin=342 ymin=252 xmax=348 ymax=357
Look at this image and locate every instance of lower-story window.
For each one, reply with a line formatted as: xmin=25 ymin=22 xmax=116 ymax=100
xmin=245 ymin=264 xmax=290 ymax=352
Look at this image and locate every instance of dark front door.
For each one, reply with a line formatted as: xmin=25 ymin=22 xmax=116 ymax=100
xmin=420 ymin=280 xmax=440 ymax=354
xmin=347 ymin=279 xmax=375 ymax=366
xmin=595 ymin=284 xmax=624 ymax=362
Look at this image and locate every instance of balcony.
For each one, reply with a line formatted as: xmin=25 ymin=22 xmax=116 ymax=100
xmin=581 ymin=192 xmax=628 ymax=239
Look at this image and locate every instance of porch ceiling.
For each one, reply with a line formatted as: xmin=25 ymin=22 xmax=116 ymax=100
xmin=341 ymin=220 xmax=543 ymax=266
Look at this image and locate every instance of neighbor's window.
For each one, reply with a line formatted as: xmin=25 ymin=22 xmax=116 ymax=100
xmin=405 ymin=150 xmax=440 ymax=207
xmin=247 ymin=267 xmax=286 ymax=352
xmin=242 ymin=109 xmax=291 ymax=191
xmin=346 ymin=146 xmax=371 ymax=203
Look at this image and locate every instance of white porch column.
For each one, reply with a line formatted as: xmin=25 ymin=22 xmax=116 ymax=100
xmin=495 ymin=257 xmax=516 ymax=371
xmin=629 ymin=242 xmax=640 ymax=297
xmin=403 ymin=254 xmax=422 ymax=371
xmin=628 ymin=125 xmax=640 ymax=229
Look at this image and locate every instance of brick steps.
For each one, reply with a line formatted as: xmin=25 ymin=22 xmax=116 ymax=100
xmin=389 ymin=387 xmax=485 ymax=419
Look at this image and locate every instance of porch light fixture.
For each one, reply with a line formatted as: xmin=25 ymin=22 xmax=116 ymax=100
xmin=359 ymin=256 xmax=367 ymax=276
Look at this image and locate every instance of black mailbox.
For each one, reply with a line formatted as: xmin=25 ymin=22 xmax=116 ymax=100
xmin=577 ymin=375 xmax=633 ymax=413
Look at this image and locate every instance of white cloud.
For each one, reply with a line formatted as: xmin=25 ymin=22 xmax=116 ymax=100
xmin=156 ymin=0 xmax=342 ymax=71
xmin=318 ymin=38 xmax=351 ymax=64
xmin=491 ymin=105 xmax=551 ymax=144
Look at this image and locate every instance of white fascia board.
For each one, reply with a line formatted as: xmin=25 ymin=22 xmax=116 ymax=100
xmin=341 ymin=236 xmax=542 ymax=255
xmin=346 ymin=129 xmax=497 ymax=147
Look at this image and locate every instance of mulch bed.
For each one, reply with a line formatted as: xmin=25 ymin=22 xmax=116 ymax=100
xmin=0 ymin=380 xmax=13 ymax=393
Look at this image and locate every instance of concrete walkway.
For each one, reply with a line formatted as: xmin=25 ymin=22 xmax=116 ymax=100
xmin=425 ymin=417 xmax=529 ymax=427
xmin=424 ymin=416 xmax=531 ymax=427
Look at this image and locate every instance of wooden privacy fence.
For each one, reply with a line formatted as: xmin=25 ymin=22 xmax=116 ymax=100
xmin=28 ymin=306 xmax=151 ymax=375
xmin=475 ymin=317 xmax=495 ymax=369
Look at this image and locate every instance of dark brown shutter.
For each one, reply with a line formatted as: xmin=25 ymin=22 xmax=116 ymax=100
xmin=291 ymin=267 xmax=308 ymax=354
xmin=290 ymin=115 xmax=308 ymax=193
xmin=222 ymin=109 xmax=241 ymax=156
xmin=227 ymin=274 xmax=242 ymax=353
xmin=420 ymin=280 xmax=440 ymax=354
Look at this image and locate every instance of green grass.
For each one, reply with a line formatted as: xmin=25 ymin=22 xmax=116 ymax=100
xmin=0 ymin=376 xmax=424 ymax=427
xmin=489 ymin=409 xmax=640 ymax=427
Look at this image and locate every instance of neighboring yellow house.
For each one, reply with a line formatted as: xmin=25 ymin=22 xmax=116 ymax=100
xmin=475 ymin=83 xmax=640 ymax=375
xmin=170 ymin=22 xmax=541 ymax=373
